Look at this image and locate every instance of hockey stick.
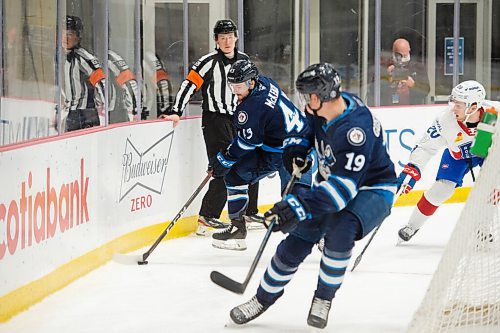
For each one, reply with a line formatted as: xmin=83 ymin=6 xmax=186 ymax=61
xmin=210 ymin=171 xmax=300 ymax=294
xmin=351 ymin=187 xmax=403 ymax=272
xmin=113 ymin=171 xmax=213 ymax=265
xmin=350 ymin=224 xmax=381 ymax=272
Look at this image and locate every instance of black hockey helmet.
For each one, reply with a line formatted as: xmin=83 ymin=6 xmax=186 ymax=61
xmin=227 ymin=59 xmax=259 ymax=84
xmin=66 ymin=15 xmax=83 ymax=36
xmin=213 ymin=19 xmax=238 ymax=39
xmin=296 ymin=63 xmax=341 ymax=103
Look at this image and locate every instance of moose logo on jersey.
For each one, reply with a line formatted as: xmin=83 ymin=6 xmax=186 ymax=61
xmin=315 ymin=139 xmax=336 ymax=179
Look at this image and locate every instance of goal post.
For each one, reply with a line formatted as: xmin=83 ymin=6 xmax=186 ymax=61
xmin=407 ymin=123 xmax=500 ymax=332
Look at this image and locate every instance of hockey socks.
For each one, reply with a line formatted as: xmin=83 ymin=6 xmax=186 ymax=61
xmin=256 ymin=235 xmax=313 ymax=305
xmin=227 ymin=184 xmax=249 ymax=220
xmin=315 ymin=248 xmax=351 ymax=300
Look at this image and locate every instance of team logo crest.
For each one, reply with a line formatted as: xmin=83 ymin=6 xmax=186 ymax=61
xmin=372 ymin=116 xmax=381 ymax=137
xmin=347 ymin=127 xmax=366 ymax=146
xmin=455 ymin=132 xmax=463 ymax=142
xmin=237 ymin=111 xmax=248 ymax=124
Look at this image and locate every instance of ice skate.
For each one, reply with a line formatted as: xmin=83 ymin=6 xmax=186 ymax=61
xmin=307 ymin=296 xmax=332 ymax=329
xmin=212 ymin=218 xmax=247 ymax=250
xmin=244 ymin=214 xmax=266 ymax=230
xmin=196 ymin=216 xmax=230 ymax=236
xmin=397 ymin=224 xmax=419 ymax=244
xmin=230 ymin=295 xmax=268 ymax=325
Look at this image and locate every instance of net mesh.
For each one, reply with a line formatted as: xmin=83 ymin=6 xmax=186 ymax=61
xmin=407 ymin=125 xmax=500 ymax=333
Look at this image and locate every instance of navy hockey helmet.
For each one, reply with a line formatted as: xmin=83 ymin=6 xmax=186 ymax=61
xmin=213 ymin=19 xmax=238 ymax=39
xmin=227 ymin=59 xmax=259 ymax=84
xmin=296 ymin=63 xmax=342 ymax=104
xmin=66 ymin=15 xmax=83 ymax=36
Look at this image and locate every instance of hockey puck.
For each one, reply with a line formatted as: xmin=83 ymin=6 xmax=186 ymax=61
xmin=138 ymin=261 xmax=149 ymax=265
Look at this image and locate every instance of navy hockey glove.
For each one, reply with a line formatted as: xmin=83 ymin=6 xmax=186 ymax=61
xmin=283 ymin=142 xmax=311 ymax=176
xmin=264 ymin=194 xmax=310 ymax=234
xmin=209 ymin=151 xmax=237 ymax=179
xmin=397 ymin=163 xmax=421 ymax=195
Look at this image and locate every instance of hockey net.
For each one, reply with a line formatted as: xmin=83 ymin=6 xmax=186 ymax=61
xmin=407 ymin=125 xmax=500 ymax=333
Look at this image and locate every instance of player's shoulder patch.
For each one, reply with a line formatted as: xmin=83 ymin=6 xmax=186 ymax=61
xmin=237 ymin=110 xmax=248 ymax=124
xmin=372 ymin=115 xmax=381 ymax=137
xmin=347 ymin=127 xmax=366 ymax=146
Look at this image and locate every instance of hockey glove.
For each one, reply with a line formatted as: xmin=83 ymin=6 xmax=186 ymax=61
xmin=282 ymin=140 xmax=311 ymax=176
xmin=264 ymin=194 xmax=310 ymax=234
xmin=209 ymin=151 xmax=237 ymax=179
xmin=397 ymin=163 xmax=421 ymax=195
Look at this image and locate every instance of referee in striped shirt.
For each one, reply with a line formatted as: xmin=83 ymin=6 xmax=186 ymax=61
xmin=163 ymin=19 xmax=262 ymax=236
xmin=63 ymin=16 xmax=105 ymax=132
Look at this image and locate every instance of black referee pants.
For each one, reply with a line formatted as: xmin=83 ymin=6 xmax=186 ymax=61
xmin=199 ymin=112 xmax=259 ymax=219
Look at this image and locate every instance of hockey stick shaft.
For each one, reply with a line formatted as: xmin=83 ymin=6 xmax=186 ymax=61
xmin=140 ymin=171 xmax=212 ymax=263
xmin=210 ymin=171 xmax=299 ymax=294
xmin=350 ymin=224 xmax=381 ymax=272
xmin=351 ymin=188 xmax=403 ymax=272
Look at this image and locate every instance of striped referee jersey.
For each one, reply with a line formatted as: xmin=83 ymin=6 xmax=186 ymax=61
xmin=108 ymin=50 xmax=138 ymax=115
xmin=64 ymin=46 xmax=106 ymax=111
xmin=172 ymin=48 xmax=248 ymax=116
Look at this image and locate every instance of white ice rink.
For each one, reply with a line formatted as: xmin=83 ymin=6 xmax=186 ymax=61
xmin=0 ymin=204 xmax=464 ymax=333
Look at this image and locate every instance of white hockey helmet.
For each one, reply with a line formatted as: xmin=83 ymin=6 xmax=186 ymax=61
xmin=450 ymin=80 xmax=486 ymax=109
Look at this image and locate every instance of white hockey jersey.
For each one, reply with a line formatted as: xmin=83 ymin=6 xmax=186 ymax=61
xmin=408 ymin=105 xmax=480 ymax=169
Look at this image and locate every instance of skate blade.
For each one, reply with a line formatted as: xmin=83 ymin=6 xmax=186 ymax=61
xmin=212 ymin=239 xmax=247 ymax=251
xmin=195 ymin=225 xmax=215 ymax=236
xmin=246 ymin=223 xmax=266 ymax=231
xmin=395 ymin=236 xmax=407 ymax=246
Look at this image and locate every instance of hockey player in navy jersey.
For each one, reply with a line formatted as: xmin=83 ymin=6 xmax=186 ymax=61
xmin=229 ymin=63 xmax=398 ymax=329
xmin=209 ymin=59 xmax=310 ymax=251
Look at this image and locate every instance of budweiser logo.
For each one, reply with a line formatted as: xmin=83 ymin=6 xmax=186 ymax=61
xmin=119 ymin=130 xmax=174 ymax=202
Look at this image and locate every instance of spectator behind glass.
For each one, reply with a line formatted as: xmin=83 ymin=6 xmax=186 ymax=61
xmin=62 ymin=15 xmax=105 ymax=132
xmin=380 ymin=38 xmax=430 ymax=106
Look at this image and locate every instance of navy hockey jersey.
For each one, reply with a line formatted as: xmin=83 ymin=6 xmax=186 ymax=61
xmin=290 ymin=92 xmax=397 ymax=218
xmin=227 ymin=76 xmax=306 ymax=158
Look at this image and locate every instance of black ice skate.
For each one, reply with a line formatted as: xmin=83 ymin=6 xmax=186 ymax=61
xmin=397 ymin=225 xmax=419 ymax=243
xmin=212 ymin=218 xmax=247 ymax=250
xmin=196 ymin=216 xmax=230 ymax=236
xmin=230 ymin=295 xmax=269 ymax=325
xmin=307 ymin=296 xmax=332 ymax=329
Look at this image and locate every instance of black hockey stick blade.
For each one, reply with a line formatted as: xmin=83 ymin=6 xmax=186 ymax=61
xmin=210 ymin=271 xmax=246 ymax=294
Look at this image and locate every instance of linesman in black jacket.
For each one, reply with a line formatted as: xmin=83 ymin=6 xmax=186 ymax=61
xmin=164 ymin=19 xmax=263 ymax=236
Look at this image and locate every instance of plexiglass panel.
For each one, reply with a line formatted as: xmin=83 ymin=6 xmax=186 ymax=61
xmin=1 ymin=0 xmax=58 ymax=145
xmin=243 ymin=0 xmax=295 ymax=95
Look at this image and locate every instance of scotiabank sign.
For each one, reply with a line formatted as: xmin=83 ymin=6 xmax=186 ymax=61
xmin=0 ymin=158 xmax=90 ymax=261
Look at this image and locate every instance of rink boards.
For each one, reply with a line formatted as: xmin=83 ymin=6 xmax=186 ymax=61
xmin=0 ymin=105 xmax=473 ymax=322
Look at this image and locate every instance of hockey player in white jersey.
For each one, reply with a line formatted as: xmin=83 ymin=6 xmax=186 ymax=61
xmin=397 ymin=80 xmax=486 ymax=242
